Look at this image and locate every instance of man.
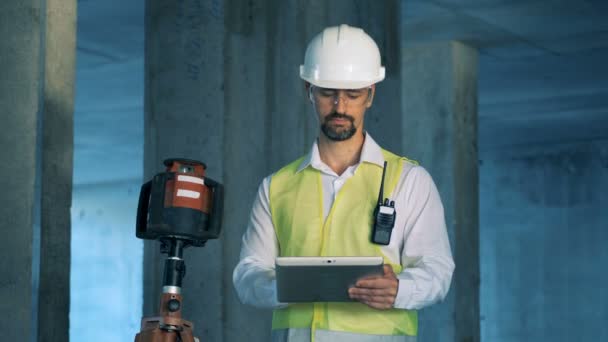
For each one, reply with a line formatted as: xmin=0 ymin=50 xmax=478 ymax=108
xmin=233 ymin=24 xmax=454 ymax=342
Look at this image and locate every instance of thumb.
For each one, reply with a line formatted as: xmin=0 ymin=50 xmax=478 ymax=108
xmin=383 ymin=264 xmax=395 ymax=276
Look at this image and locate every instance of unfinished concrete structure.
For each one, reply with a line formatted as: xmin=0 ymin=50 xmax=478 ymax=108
xmin=2 ymin=0 xmax=607 ymax=341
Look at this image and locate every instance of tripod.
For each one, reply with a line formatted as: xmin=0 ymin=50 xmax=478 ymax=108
xmin=135 ymin=239 xmax=199 ymax=342
xmin=135 ymin=158 xmax=223 ymax=342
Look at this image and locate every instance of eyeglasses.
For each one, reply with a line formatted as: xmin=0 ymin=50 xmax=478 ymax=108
xmin=309 ymin=86 xmax=371 ymax=107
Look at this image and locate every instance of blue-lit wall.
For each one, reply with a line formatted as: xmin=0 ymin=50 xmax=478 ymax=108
xmin=70 ymin=0 xmax=144 ymax=339
xmin=70 ymin=180 xmax=143 ymax=341
xmin=480 ymin=140 xmax=608 ymax=341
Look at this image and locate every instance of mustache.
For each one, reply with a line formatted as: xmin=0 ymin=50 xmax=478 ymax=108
xmin=325 ymin=112 xmax=354 ymax=123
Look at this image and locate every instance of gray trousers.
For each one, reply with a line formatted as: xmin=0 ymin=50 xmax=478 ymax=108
xmin=271 ymin=328 xmax=417 ymax=342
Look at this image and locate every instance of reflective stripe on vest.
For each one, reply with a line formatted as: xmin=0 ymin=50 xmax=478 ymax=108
xmin=269 ymin=149 xmax=418 ymax=338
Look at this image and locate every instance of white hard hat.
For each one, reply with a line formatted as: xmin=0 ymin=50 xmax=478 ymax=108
xmin=300 ymin=24 xmax=385 ymax=89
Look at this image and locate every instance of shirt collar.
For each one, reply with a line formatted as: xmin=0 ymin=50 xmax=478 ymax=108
xmin=296 ymin=132 xmax=385 ymax=173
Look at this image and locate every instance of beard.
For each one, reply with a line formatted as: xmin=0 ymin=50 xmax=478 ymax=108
xmin=321 ymin=112 xmax=357 ymax=141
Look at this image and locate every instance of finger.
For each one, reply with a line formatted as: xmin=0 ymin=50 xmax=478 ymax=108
xmin=363 ymin=301 xmax=393 ymax=310
xmin=383 ymin=264 xmax=393 ymax=275
xmin=356 ymin=277 xmax=397 ymax=288
xmin=383 ymin=264 xmax=397 ymax=278
xmin=349 ymin=288 xmax=397 ymax=302
xmin=367 ymin=296 xmax=395 ymax=305
xmin=349 ymin=287 xmax=396 ymax=297
xmin=359 ymin=298 xmax=395 ymax=310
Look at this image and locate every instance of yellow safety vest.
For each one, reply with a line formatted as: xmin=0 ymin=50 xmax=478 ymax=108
xmin=269 ymin=149 xmax=418 ymax=337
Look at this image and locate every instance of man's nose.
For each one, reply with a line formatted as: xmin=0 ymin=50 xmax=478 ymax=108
xmin=334 ymin=96 xmax=348 ymax=113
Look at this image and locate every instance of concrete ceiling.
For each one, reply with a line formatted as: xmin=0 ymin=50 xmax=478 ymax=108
xmin=402 ymin=0 xmax=608 ymax=148
xmin=74 ymin=0 xmax=608 ymax=184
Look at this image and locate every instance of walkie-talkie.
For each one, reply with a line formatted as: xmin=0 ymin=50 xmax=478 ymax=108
xmin=371 ymin=161 xmax=397 ymax=245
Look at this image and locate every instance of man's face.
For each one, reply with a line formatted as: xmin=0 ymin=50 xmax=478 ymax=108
xmin=308 ymin=84 xmax=374 ymax=141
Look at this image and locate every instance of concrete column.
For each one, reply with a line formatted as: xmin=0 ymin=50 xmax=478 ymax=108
xmin=0 ymin=1 xmax=75 ymax=341
xmin=222 ymin=1 xmax=275 ymax=341
xmin=267 ymin=0 xmax=321 ymax=170
xmin=222 ymin=2 xmax=324 ymax=340
xmin=0 ymin=2 xmax=43 ymax=340
xmin=144 ymin=0 xmax=225 ymax=341
xmin=38 ymin=1 xmax=76 ymax=342
xmin=350 ymin=0 xmax=403 ymax=153
xmin=224 ymin=2 xmax=404 ymax=341
xmin=400 ymin=42 xmax=479 ymax=342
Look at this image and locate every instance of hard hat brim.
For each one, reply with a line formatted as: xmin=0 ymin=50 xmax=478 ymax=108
xmin=300 ymin=67 xmax=385 ymax=89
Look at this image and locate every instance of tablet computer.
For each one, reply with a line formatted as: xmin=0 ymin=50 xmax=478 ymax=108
xmin=275 ymin=256 xmax=384 ymax=302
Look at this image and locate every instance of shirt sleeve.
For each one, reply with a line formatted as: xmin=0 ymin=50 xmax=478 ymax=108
xmin=232 ymin=176 xmax=288 ymax=309
xmin=393 ymin=166 xmax=455 ymax=310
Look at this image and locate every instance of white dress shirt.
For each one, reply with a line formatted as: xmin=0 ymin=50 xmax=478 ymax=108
xmin=233 ymin=134 xmax=454 ymax=310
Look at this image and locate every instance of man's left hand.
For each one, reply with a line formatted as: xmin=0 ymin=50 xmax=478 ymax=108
xmin=348 ymin=264 xmax=399 ymax=310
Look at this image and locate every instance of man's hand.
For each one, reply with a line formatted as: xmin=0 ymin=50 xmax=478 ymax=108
xmin=348 ymin=264 xmax=399 ymax=310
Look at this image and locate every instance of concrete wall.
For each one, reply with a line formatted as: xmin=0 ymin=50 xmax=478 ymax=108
xmin=479 ymin=140 xmax=608 ymax=341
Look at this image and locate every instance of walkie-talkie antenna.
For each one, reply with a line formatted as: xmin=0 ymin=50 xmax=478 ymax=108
xmin=377 ymin=161 xmax=388 ymax=205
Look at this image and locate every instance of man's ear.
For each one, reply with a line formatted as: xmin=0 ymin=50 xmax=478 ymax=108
xmin=366 ymin=84 xmax=376 ymax=108
xmin=304 ymin=82 xmax=313 ymax=103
